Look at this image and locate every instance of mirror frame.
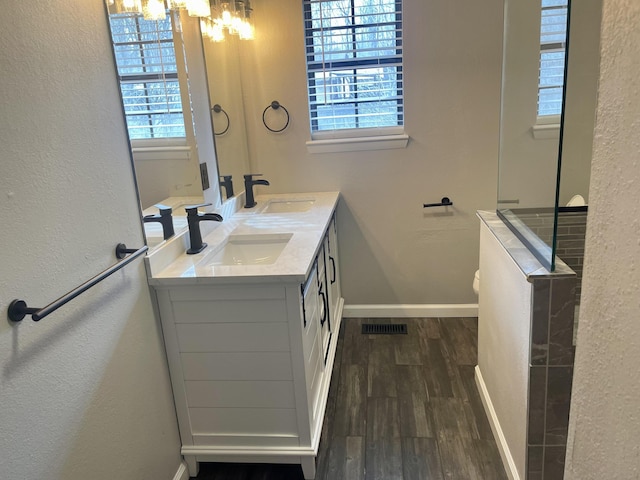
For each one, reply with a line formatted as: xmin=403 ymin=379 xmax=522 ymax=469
xmin=103 ymin=4 xmax=223 ymax=251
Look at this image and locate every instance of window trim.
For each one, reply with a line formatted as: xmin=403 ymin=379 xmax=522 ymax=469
xmin=306 ymin=131 xmax=409 ymax=154
xmin=532 ymin=114 xmax=561 ymax=140
xmin=130 ymin=137 xmax=192 ymax=161
xmin=303 ymin=0 xmax=405 ymax=141
xmin=311 ymin=125 xmax=404 ymax=140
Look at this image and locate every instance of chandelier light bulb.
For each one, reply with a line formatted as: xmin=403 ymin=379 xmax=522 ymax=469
xmin=212 ymin=22 xmax=225 ymax=42
xmin=186 ymin=0 xmax=211 ymax=17
xmin=142 ymin=0 xmax=167 ymax=20
xmin=238 ymin=20 xmax=254 ymax=40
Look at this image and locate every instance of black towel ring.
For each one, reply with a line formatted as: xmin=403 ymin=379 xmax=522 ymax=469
xmin=262 ymin=100 xmax=290 ymax=133
xmin=211 ymin=104 xmax=230 ymax=136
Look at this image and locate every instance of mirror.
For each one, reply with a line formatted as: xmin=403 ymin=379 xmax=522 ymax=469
xmin=201 ymin=27 xmax=252 ymax=200
xmin=104 ymin=5 xmax=222 ymax=249
xmin=497 ymin=0 xmax=568 ymax=212
xmin=555 ymin=0 xmax=600 ymax=205
xmin=496 ymin=0 xmax=600 ymax=269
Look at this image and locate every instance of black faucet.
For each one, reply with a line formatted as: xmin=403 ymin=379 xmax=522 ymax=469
xmin=143 ymin=204 xmax=175 ymax=240
xmin=185 ymin=203 xmax=223 ymax=254
xmin=219 ymin=175 xmax=234 ymax=199
xmin=244 ymin=174 xmax=270 ymax=208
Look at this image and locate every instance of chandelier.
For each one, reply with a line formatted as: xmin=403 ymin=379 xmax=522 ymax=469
xmin=107 ymin=0 xmax=254 ymax=41
xmin=201 ymin=1 xmax=254 ymax=41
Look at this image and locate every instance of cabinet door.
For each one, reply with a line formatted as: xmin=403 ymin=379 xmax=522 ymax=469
xmin=317 ymin=242 xmax=331 ymax=364
xmin=301 ymin=261 xmax=325 ymax=422
xmin=326 ymin=215 xmax=342 ymax=326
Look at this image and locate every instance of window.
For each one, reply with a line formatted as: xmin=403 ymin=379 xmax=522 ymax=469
xmin=108 ymin=12 xmax=186 ymax=139
xmin=538 ymin=0 xmax=568 ymax=117
xmin=303 ymin=0 xmax=404 ymax=136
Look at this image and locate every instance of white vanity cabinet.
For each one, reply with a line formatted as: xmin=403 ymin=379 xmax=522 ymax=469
xmin=153 ymin=217 xmax=343 ymax=480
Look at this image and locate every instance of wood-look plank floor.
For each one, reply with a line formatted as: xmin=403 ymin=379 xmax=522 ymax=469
xmin=191 ymin=318 xmax=508 ymax=480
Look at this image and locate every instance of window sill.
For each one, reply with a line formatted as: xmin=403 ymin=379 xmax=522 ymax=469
xmin=532 ymin=114 xmax=561 ymax=139
xmin=532 ymin=122 xmax=560 ymax=140
xmin=130 ymin=139 xmax=191 ymax=161
xmin=306 ymin=133 xmax=409 ymax=154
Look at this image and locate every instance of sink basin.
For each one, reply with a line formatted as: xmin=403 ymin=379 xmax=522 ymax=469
xmin=201 ymin=233 xmax=293 ymax=266
xmin=261 ymin=199 xmax=315 ymax=214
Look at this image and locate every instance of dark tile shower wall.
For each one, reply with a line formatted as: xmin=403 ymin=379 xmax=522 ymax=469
xmin=554 ymin=212 xmax=587 ymax=304
xmin=527 ymin=274 xmax=577 ymax=480
xmin=514 ymin=210 xmax=585 ymax=479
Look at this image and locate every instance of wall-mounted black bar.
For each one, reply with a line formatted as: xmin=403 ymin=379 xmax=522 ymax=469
xmin=8 ymin=244 xmax=148 ymax=322
xmin=423 ymin=197 xmax=453 ymax=208
xmin=115 ymin=243 xmax=142 ymax=259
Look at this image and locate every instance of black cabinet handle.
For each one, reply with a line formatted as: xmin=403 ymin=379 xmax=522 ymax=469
xmin=319 ymin=286 xmax=327 ymax=326
xmin=330 ymin=256 xmax=336 ymax=284
xmin=300 ymin=284 xmax=307 ymax=328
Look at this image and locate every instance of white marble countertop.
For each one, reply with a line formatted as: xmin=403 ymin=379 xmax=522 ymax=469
xmin=146 ymin=191 xmax=340 ymax=286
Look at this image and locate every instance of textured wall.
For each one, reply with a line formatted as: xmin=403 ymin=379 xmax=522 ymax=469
xmin=0 ymin=2 xmax=182 ymax=479
xmin=230 ymin=0 xmax=503 ymax=305
xmin=565 ymin=0 xmax=640 ymax=478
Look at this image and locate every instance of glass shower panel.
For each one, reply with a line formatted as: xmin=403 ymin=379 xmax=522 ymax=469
xmin=497 ymin=0 xmax=571 ymax=271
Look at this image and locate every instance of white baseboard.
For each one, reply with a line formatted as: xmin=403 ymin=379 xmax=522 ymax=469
xmin=173 ymin=461 xmax=190 ymax=480
xmin=475 ymin=366 xmax=520 ymax=480
xmin=342 ymin=304 xmax=478 ymax=318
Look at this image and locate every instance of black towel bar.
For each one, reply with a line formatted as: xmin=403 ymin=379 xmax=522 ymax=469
xmin=8 ymin=244 xmax=148 ymax=322
xmin=423 ymin=197 xmax=453 ymax=208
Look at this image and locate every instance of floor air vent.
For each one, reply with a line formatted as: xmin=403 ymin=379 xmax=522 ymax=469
xmin=362 ymin=323 xmax=408 ymax=335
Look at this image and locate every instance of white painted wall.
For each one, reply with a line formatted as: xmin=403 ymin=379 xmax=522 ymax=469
xmin=565 ymin=0 xmax=640 ymax=477
xmin=135 ymin=156 xmax=203 ymax=208
xmin=203 ymin=37 xmax=251 ymax=192
xmin=477 ymin=221 xmax=531 ymax=480
xmin=0 ymin=2 xmax=182 ymax=479
xmin=228 ymin=0 xmax=504 ymax=304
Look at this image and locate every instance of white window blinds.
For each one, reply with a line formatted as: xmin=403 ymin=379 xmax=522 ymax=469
xmin=303 ymin=0 xmax=404 ymax=134
xmin=108 ymin=12 xmax=186 ymax=139
xmin=538 ymin=0 xmax=568 ymax=117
